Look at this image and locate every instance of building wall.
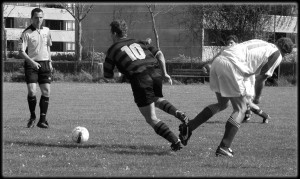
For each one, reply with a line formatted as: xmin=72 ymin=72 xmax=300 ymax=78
xmin=4 ymin=4 xmax=75 ymax=52
xmin=81 ymin=4 xmax=199 ymax=61
xmin=81 ymin=3 xmax=297 ymax=62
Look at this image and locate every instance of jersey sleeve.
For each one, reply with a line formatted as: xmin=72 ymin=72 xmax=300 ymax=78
xmin=260 ymin=50 xmax=282 ymax=77
xmin=103 ymin=56 xmax=115 ymax=78
xmin=18 ymin=32 xmax=28 ymax=52
xmin=144 ymin=42 xmax=159 ymax=57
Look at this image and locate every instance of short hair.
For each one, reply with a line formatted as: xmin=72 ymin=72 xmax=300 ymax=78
xmin=110 ymin=20 xmax=128 ymax=38
xmin=31 ymin=8 xmax=43 ymax=18
xmin=226 ymin=35 xmax=239 ymax=44
xmin=276 ymin=37 xmax=294 ymax=54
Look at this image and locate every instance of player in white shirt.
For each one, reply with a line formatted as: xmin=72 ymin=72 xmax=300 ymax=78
xmin=179 ymin=37 xmax=294 ymax=157
xmin=18 ymin=8 xmax=53 ymax=129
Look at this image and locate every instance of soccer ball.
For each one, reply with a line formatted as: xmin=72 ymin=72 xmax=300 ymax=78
xmin=72 ymin=126 xmax=89 ymax=143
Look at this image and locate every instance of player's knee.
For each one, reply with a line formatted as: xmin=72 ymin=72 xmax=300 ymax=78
xmin=28 ymin=90 xmax=36 ymax=97
xmin=219 ymin=102 xmax=229 ymax=111
xmin=145 ymin=117 xmax=159 ymax=127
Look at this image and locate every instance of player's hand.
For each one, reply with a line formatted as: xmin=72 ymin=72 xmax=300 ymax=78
xmin=164 ymin=74 xmax=173 ymax=85
xmin=32 ymin=61 xmax=41 ymax=70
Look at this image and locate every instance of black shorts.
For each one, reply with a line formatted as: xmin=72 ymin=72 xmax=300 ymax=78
xmin=24 ymin=61 xmax=52 ymax=84
xmin=130 ymin=67 xmax=163 ymax=107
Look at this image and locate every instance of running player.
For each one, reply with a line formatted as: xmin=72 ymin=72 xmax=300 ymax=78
xmin=103 ymin=20 xmax=189 ymax=151
xmin=179 ymin=37 xmax=294 ymax=157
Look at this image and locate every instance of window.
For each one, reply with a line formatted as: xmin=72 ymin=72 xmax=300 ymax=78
xmin=44 ymin=20 xmax=63 ymax=30
xmin=5 ymin=17 xmax=14 ymax=28
xmin=51 ymin=42 xmax=64 ymax=52
xmin=66 ymin=42 xmax=75 ymax=51
xmin=66 ymin=21 xmax=75 ymax=31
xmin=7 ymin=40 xmax=16 ymax=51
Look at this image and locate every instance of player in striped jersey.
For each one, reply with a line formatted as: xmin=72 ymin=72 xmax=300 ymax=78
xmin=179 ymin=37 xmax=294 ymax=157
xmin=104 ymin=20 xmax=190 ymax=151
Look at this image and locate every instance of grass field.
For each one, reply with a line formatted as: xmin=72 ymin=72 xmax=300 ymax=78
xmin=2 ymin=82 xmax=298 ymax=177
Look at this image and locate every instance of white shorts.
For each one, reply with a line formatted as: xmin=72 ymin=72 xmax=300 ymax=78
xmin=210 ymin=56 xmax=255 ymax=97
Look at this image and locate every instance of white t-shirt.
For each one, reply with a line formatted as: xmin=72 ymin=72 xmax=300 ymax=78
xmin=18 ymin=25 xmax=52 ymax=61
xmin=220 ymin=39 xmax=282 ymax=77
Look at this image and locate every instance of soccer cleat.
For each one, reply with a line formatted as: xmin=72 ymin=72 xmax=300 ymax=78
xmin=37 ymin=120 xmax=49 ymax=128
xmin=179 ymin=123 xmax=192 ymax=146
xmin=27 ymin=117 xmax=36 ymax=128
xmin=242 ymin=105 xmax=252 ymax=123
xmin=215 ymin=146 xmax=234 ymax=157
xmin=170 ymin=140 xmax=182 ymax=151
xmin=176 ymin=110 xmax=190 ymax=124
xmin=262 ymin=115 xmax=271 ymax=124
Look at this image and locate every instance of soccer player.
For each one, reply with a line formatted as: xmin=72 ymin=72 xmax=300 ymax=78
xmin=103 ymin=20 xmax=189 ymax=151
xmin=179 ymin=37 xmax=294 ymax=157
xmin=212 ymin=35 xmax=271 ymax=124
xmin=18 ymin=8 xmax=53 ymax=128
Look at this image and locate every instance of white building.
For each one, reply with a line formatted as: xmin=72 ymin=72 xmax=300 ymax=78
xmin=3 ymin=3 xmax=75 ymax=53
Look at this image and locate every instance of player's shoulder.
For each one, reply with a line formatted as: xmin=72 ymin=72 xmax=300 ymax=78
xmin=42 ymin=26 xmax=50 ymax=31
xmin=22 ymin=25 xmax=35 ymax=34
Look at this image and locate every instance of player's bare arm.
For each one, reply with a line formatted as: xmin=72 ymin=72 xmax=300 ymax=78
xmin=253 ymin=74 xmax=269 ymax=104
xmin=155 ymin=51 xmax=172 ymax=85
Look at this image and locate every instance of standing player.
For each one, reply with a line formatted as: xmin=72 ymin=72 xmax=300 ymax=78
xmin=103 ymin=20 xmax=189 ymax=151
xmin=18 ymin=8 xmax=53 ymax=128
xmin=179 ymin=37 xmax=293 ymax=157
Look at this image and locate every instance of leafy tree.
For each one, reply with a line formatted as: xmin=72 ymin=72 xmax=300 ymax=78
xmin=180 ymin=4 xmax=297 ymax=45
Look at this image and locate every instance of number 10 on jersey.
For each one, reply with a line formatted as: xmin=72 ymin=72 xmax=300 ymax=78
xmin=121 ymin=43 xmax=146 ymax=61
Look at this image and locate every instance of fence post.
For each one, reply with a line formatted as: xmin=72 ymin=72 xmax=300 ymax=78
xmin=97 ymin=62 xmax=103 ymax=78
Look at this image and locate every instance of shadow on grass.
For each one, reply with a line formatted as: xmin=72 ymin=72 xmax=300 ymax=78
xmin=3 ymin=140 xmax=173 ymax=156
xmin=205 ymin=120 xmax=263 ymax=124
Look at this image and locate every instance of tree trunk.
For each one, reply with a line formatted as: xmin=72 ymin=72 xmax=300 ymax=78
xmin=75 ymin=20 xmax=83 ymax=73
xmin=147 ymin=5 xmax=160 ymax=51
xmin=3 ymin=18 xmax=7 ymax=61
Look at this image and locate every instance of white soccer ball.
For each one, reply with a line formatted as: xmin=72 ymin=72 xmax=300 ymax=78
xmin=72 ymin=126 xmax=89 ymax=143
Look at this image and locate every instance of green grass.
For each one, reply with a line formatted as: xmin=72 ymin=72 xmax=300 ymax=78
xmin=2 ymin=82 xmax=298 ymax=177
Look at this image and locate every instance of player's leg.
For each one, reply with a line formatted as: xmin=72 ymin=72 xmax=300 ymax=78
xmin=26 ymin=83 xmax=38 ymax=128
xmin=151 ymin=68 xmax=190 ymax=123
xmin=36 ymin=61 xmax=52 ymax=128
xmin=131 ymin=70 xmax=181 ymax=151
xmin=37 ymin=83 xmax=50 ymax=128
xmin=24 ymin=60 xmax=39 ymax=128
xmin=138 ymin=103 xmax=181 ymax=151
xmin=248 ymin=101 xmax=271 ymax=123
xmin=179 ymin=92 xmax=229 ymax=146
xmin=216 ymin=96 xmax=247 ymax=157
xmin=154 ymin=97 xmax=189 ymax=123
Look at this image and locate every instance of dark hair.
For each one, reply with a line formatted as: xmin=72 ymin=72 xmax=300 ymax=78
xmin=226 ymin=35 xmax=238 ymax=44
xmin=110 ymin=20 xmax=128 ymax=38
xmin=276 ymin=37 xmax=294 ymax=54
xmin=31 ymin=8 xmax=43 ymax=18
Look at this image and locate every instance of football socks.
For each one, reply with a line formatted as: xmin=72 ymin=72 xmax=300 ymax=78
xmin=188 ymin=105 xmax=219 ymax=131
xmin=39 ymin=95 xmax=49 ymax=121
xmin=153 ymin=121 xmax=178 ymax=144
xmin=250 ymin=108 xmax=269 ymax=119
xmin=155 ymin=99 xmax=178 ymax=117
xmin=220 ymin=116 xmax=240 ymax=148
xmin=27 ymin=95 xmax=37 ymax=119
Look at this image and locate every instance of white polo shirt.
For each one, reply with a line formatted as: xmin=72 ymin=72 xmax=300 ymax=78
xmin=18 ymin=25 xmax=52 ymax=61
